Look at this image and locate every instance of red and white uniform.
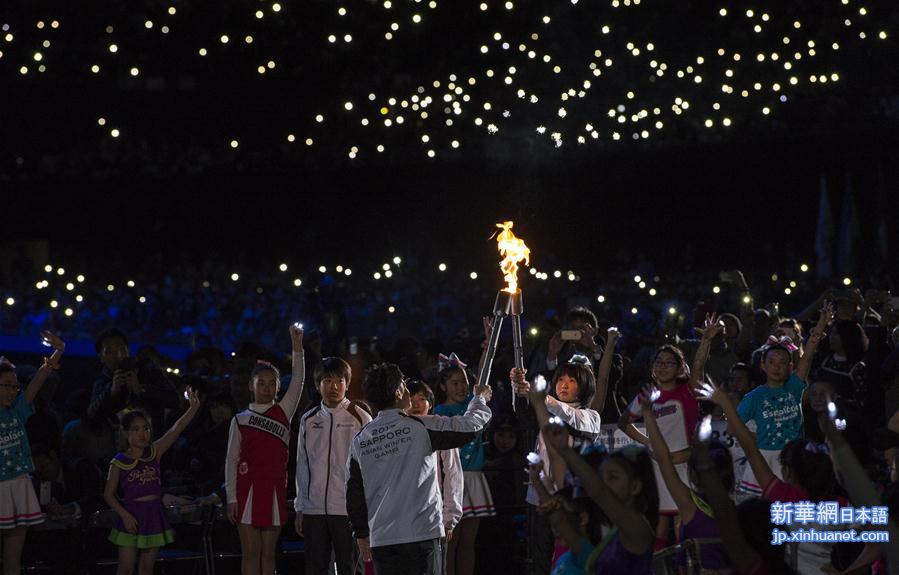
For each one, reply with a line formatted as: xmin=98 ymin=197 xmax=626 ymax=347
xmin=650 ymin=383 xmax=699 ymax=515
xmin=226 ymin=352 xmax=304 ymax=527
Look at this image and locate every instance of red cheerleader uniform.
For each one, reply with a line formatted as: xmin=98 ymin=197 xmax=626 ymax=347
xmin=226 ymin=352 xmax=304 ymax=527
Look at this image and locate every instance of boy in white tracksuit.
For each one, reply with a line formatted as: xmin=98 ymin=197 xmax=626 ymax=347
xmin=295 ymin=358 xmax=371 ymax=575
xmin=347 ymin=363 xmax=492 ymax=574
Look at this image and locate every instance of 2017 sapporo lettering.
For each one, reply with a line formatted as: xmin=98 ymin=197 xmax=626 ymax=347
xmin=360 ymin=425 xmax=414 ymax=459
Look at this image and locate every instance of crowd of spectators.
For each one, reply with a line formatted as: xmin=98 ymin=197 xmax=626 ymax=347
xmin=1 ymin=252 xmax=898 ymax=572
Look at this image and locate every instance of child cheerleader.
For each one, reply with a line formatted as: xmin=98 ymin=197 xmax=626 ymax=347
xmin=104 ymin=389 xmax=201 ymax=575
xmin=226 ymin=324 xmax=305 ymax=575
xmin=0 ymin=331 xmax=64 ymax=575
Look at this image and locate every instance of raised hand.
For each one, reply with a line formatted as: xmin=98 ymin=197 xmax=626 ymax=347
xmin=547 ymin=331 xmax=564 ymax=361
xmin=289 ymin=323 xmax=304 ymax=351
xmin=719 ymin=269 xmax=749 ymax=291
xmin=696 ymin=379 xmax=730 ymax=408
xmin=528 ymin=374 xmax=549 ymax=404
xmin=606 ymin=327 xmax=620 ymax=348
xmin=185 ymin=387 xmax=201 ymax=412
xmin=542 ymin=420 xmax=571 ymax=452
xmin=40 ymin=331 xmax=65 ymax=352
xmin=510 ymin=367 xmax=530 ymax=397
xmin=579 ymin=323 xmax=598 ymax=352
xmin=627 ymin=384 xmax=660 ymax=416
xmin=694 ymin=313 xmax=723 ymax=341
xmin=474 ymin=382 xmax=493 ymax=402
xmin=482 ymin=316 xmax=494 ymax=340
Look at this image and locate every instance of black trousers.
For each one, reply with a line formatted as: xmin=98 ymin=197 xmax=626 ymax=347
xmin=371 ymin=538 xmax=443 ymax=575
xmin=303 ymin=514 xmax=363 ymax=575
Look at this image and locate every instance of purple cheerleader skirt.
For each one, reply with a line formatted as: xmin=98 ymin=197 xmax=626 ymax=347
xmin=108 ymin=499 xmax=174 ymax=549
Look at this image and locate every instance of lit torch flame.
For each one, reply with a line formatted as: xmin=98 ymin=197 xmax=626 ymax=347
xmin=495 ymin=221 xmax=530 ymax=293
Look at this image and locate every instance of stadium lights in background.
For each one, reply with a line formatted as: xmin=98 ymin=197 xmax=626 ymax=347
xmin=0 ymin=1 xmax=891 ymax=160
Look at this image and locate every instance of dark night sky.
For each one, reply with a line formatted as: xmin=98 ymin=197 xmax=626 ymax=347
xmin=3 ymin=1 xmax=899 ymax=276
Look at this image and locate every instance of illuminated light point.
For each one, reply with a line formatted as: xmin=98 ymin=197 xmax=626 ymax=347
xmin=272 ymin=3 xmax=282 ymax=12
xmin=315 ymin=114 xmax=324 ymax=123
xmin=66 ymin=282 xmax=74 ymax=291
xmin=109 ymin=44 xmax=118 ymax=53
xmin=98 ymin=117 xmax=106 ymax=126
xmin=126 ymin=280 xmax=135 ymax=287
xmin=50 ymin=300 xmax=59 ymax=309
xmin=344 ymin=268 xmax=352 ymax=276
xmin=649 ymin=288 xmax=657 ymax=296
xmin=75 ymin=295 xmax=83 ymax=302
xmin=220 ymin=35 xmax=229 ymax=44
xmin=33 ymin=52 xmax=42 ymax=61
xmin=597 ymin=295 xmax=606 ymax=303
xmin=438 ymin=263 xmax=447 ymax=272
xmin=198 ymin=48 xmax=207 ymax=56
xmin=64 ymin=308 xmax=74 ymax=317
xmin=384 ymin=270 xmax=393 ymax=278
xmin=530 ymin=327 xmax=539 ymax=336
xmin=879 ymin=31 xmax=888 ymax=40
xmin=130 ymin=67 xmax=139 ymax=76
xmin=470 ymin=272 xmax=478 ymax=279
xmin=138 ymin=296 xmax=146 ymax=303
xmin=634 ymin=275 xmax=642 ymax=283
xmin=388 ymin=305 xmax=396 ymax=313
xmin=668 ymin=307 xmax=677 ymax=315
xmin=784 ymin=288 xmax=792 ymax=295
xmin=842 ymin=277 xmax=852 ymax=286
xmin=382 ymin=263 xmax=391 ymax=271
xmin=713 ymin=285 xmax=721 ymax=294
xmin=305 ymin=138 xmax=313 ymax=146
xmin=230 ymin=140 xmax=239 ymax=149
xmin=743 ymin=295 xmax=752 ymax=304
xmin=279 ymin=263 xmax=288 ymax=272
xmin=107 ymin=284 xmax=115 ymax=292
xmin=91 ymin=64 xmax=100 ymax=73
xmin=292 ymin=278 xmax=302 ymax=287
xmin=553 ymin=270 xmax=562 ymax=278
xmin=110 ymin=128 xmax=121 ymax=138
xmin=412 ymin=14 xmax=422 ymax=23
xmin=56 ymin=268 xmax=65 ymax=276
xmin=5 ymin=298 xmax=14 ymax=306
xmin=393 ymin=257 xmax=402 ymax=265
xmin=800 ymin=263 xmax=809 ymax=272
xmin=318 ymin=266 xmax=327 ymax=273
xmin=344 ymin=101 xmax=353 ymax=111
xmin=44 ymin=265 xmax=53 ymax=273
xmin=287 ymin=134 xmax=295 ymax=143
xmin=373 ymin=272 xmax=381 ymax=280
xmin=230 ymin=273 xmax=239 ymax=281
xmin=631 ymin=307 xmax=639 ymax=315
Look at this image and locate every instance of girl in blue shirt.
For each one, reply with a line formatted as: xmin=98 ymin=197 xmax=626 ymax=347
xmin=0 ymin=332 xmax=65 ymax=575
xmin=434 ymin=354 xmax=494 ymax=575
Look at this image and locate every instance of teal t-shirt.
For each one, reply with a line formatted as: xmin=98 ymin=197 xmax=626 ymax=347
xmin=0 ymin=395 xmax=35 ymax=481
xmin=737 ymin=373 xmax=806 ymax=450
xmin=434 ymin=397 xmax=484 ymax=471
xmin=552 ymin=538 xmax=595 ymax=575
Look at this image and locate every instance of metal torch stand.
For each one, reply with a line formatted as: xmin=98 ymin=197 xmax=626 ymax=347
xmin=476 ymin=289 xmax=524 ymax=410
